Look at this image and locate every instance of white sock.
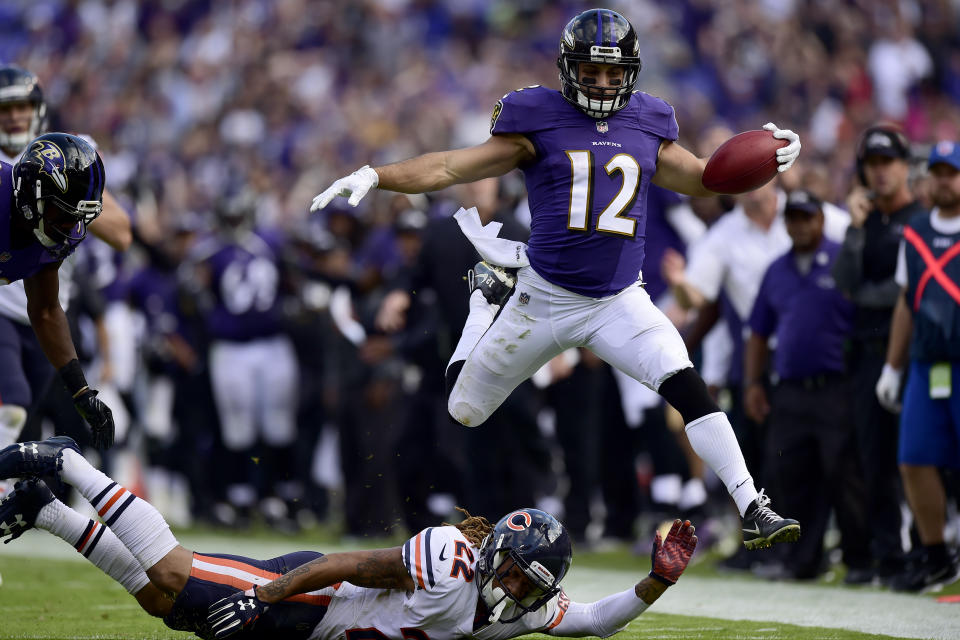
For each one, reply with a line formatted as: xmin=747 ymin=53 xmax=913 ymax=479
xmin=0 ymin=406 xmax=28 ymax=498
xmin=446 ymin=289 xmax=500 ymax=371
xmin=684 ymin=412 xmax=758 ymax=515
xmin=60 ymin=449 xmax=178 ymax=571
xmin=36 ymin=497 xmax=150 ymax=594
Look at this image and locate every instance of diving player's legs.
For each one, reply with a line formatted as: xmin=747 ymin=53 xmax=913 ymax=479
xmin=447 ymin=265 xmax=566 ymax=427
xmin=0 ymin=456 xmax=325 ymax=634
xmin=584 ymin=285 xmax=799 ymax=549
xmin=0 ymin=470 xmax=184 ymax=618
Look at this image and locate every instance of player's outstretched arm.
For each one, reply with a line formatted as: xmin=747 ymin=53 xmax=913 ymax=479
xmin=25 ymin=264 xmax=115 ymax=448
xmin=209 ymin=548 xmax=416 ymax=638
xmin=310 ymin=133 xmax=534 ymax=211
xmin=547 ymin=520 xmax=697 ymax=638
xmin=654 ymin=124 xmax=800 ymax=197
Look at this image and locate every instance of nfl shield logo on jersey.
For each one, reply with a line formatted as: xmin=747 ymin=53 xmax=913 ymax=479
xmin=518 ymin=292 xmax=530 ymax=305
xmin=596 ymin=121 xmax=608 ymax=133
xmin=0 ymin=252 xmax=10 ymax=262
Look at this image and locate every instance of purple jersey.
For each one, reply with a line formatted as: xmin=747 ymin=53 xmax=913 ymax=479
xmin=0 ymin=161 xmax=70 ymax=284
xmin=491 ymin=86 xmax=678 ymax=297
xmin=192 ymin=230 xmax=285 ymax=341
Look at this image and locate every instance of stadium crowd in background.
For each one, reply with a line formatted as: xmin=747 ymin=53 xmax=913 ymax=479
xmin=2 ymin=0 xmax=960 ymax=593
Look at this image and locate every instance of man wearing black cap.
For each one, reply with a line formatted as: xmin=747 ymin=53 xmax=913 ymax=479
xmin=832 ymin=125 xmax=923 ymax=583
xmin=879 ymin=141 xmax=960 ymax=592
xmin=744 ymin=190 xmax=870 ymax=580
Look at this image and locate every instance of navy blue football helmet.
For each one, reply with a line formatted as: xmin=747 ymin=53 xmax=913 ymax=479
xmin=12 ymin=133 xmax=105 ymax=259
xmin=557 ymin=9 xmax=642 ymax=119
xmin=476 ymin=509 xmax=572 ymax=624
xmin=0 ymin=65 xmax=47 ymax=155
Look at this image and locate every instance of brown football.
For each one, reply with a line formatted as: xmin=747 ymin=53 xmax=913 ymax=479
xmin=701 ymin=130 xmax=788 ymax=194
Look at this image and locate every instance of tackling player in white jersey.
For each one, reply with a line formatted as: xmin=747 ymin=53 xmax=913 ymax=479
xmin=0 ymin=434 xmax=696 ymax=640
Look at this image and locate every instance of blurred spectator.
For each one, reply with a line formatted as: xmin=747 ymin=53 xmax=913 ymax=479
xmin=832 ymin=125 xmax=923 ymax=583
xmin=879 ymin=141 xmax=960 ymax=592
xmin=186 ymin=190 xmax=300 ymax=529
xmin=7 ymin=0 xmax=960 ymax=550
xmin=744 ymin=189 xmax=869 ymax=581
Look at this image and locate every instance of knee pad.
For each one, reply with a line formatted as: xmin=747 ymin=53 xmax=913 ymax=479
xmin=657 ymin=368 xmax=720 ymax=424
xmin=0 ymin=404 xmax=27 ymax=440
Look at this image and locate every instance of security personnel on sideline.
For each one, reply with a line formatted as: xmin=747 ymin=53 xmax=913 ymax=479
xmin=832 ymin=125 xmax=923 ymax=583
xmin=877 ymin=141 xmax=960 ymax=592
xmin=745 ymin=190 xmax=869 ymax=580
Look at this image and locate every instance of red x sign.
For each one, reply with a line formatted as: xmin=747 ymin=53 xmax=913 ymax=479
xmin=903 ymin=225 xmax=960 ymax=311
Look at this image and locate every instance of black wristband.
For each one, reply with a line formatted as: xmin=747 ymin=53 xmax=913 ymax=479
xmin=59 ymin=358 xmax=89 ymax=397
xmin=648 ymin=571 xmax=675 ymax=586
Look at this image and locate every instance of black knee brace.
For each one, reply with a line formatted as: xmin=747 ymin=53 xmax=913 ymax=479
xmin=445 ymin=360 xmax=465 ymax=401
xmin=657 ymin=367 xmax=721 ymax=424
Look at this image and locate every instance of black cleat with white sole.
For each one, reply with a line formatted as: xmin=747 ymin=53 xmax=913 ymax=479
xmin=0 ymin=478 xmax=55 ymax=543
xmin=467 ymin=261 xmax=517 ymax=307
xmin=0 ymin=436 xmax=80 ymax=481
xmin=741 ymin=490 xmax=800 ymax=550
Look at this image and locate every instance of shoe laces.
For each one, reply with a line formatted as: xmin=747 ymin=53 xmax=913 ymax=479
xmin=751 ymin=489 xmax=780 ymax=524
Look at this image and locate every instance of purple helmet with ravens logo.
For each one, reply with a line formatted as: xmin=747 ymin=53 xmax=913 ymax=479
xmin=476 ymin=508 xmax=572 ymax=624
xmin=0 ymin=65 xmax=48 ymax=156
xmin=12 ymin=133 xmax=105 ymax=259
xmin=557 ymin=9 xmax=642 ymax=119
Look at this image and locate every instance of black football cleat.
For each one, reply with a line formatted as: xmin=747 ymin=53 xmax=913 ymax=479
xmin=0 ymin=478 xmax=55 ymax=543
xmin=741 ymin=490 xmax=801 ymax=550
xmin=890 ymin=553 xmax=960 ymax=593
xmin=0 ymin=436 xmax=80 ymax=480
xmin=467 ymin=261 xmax=518 ymax=307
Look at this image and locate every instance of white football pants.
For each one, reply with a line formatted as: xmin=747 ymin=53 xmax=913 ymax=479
xmin=209 ymin=335 xmax=299 ymax=450
xmin=448 ymin=265 xmax=693 ymax=427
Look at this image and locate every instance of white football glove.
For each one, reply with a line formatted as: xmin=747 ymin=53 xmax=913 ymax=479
xmin=875 ymin=363 xmax=903 ymax=413
xmin=310 ymin=165 xmax=379 ymax=212
xmin=763 ymin=122 xmax=801 ymax=172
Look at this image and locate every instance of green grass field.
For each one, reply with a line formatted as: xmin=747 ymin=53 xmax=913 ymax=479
xmin=1 ymin=530 xmax=958 ymax=640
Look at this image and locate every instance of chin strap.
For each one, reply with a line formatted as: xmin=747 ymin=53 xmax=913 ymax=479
xmin=484 ymin=586 xmax=509 ymax=624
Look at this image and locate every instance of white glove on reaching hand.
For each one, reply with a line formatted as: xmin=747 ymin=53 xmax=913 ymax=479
xmin=763 ymin=122 xmax=801 ymax=172
xmin=310 ymin=165 xmax=379 ymax=212
xmin=875 ymin=363 xmax=904 ymax=413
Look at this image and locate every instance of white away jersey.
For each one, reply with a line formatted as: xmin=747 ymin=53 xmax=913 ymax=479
xmin=309 ymin=526 xmax=566 ymax=640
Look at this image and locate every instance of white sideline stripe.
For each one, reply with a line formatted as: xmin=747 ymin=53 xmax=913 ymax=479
xmin=566 ymin=568 xmax=960 ymax=640
xmin=3 ymin=532 xmax=959 ymax=639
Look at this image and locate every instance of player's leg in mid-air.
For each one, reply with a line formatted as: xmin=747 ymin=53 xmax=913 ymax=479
xmin=0 ymin=437 xmax=327 ymax=637
xmin=582 ymin=284 xmax=800 ymax=550
xmin=445 ymin=262 xmax=567 ymax=427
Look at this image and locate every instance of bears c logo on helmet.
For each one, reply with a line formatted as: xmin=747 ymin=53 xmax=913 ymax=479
xmin=506 ymin=510 xmax=532 ymax=531
xmin=28 ymin=139 xmax=68 ymax=192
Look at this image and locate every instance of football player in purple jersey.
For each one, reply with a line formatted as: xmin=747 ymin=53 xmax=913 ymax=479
xmin=311 ymin=9 xmax=802 ymax=550
xmin=0 ymin=66 xmax=130 ymax=482
xmin=0 ymin=133 xmax=115 ymax=451
xmin=187 ymin=189 xmax=300 ymax=527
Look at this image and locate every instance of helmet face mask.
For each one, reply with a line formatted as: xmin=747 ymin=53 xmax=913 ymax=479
xmin=476 ymin=509 xmax=572 ymax=624
xmin=0 ymin=66 xmax=47 ymax=156
xmin=558 ymin=9 xmax=642 ymax=119
xmin=13 ymin=133 xmax=105 ymax=260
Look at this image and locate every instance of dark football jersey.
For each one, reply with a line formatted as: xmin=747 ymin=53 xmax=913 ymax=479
xmin=491 ymin=86 xmax=678 ymax=297
xmin=192 ymin=229 xmax=285 ymax=341
xmin=0 ymin=161 xmax=72 ymax=284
